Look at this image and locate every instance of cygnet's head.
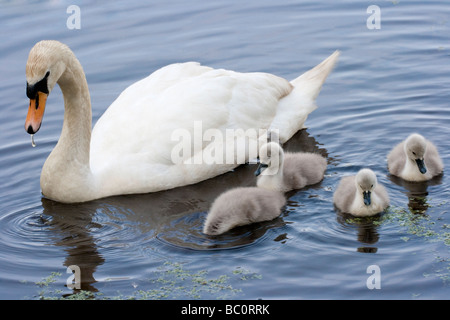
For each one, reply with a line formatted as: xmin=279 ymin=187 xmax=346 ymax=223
xmin=355 ymin=169 xmax=378 ymax=206
xmin=254 ymin=142 xmax=283 ymax=176
xmin=404 ymin=133 xmax=427 ymax=174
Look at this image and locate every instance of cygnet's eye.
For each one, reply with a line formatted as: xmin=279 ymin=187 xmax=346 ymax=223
xmin=412 ymin=151 xmax=416 ymax=156
xmin=371 ymin=184 xmax=373 ymax=188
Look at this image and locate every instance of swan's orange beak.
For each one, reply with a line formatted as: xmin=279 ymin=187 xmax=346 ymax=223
xmin=25 ymin=92 xmax=47 ymax=134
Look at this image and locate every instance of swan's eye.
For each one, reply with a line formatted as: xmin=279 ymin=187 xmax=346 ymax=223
xmin=26 ymin=71 xmax=50 ymax=99
xmin=371 ymin=184 xmax=373 ymax=188
xmin=412 ymin=151 xmax=416 ymax=156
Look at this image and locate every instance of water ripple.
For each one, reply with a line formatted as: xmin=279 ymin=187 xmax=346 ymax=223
xmin=154 ymin=211 xmax=288 ymax=252
xmin=1 ymin=0 xmax=449 ymax=299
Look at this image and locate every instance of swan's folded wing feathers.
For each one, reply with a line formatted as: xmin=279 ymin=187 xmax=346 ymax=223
xmin=91 ymin=64 xmax=293 ymax=171
xmin=226 ymin=71 xmax=293 ymax=130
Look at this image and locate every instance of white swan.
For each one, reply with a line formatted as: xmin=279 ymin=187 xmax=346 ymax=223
xmin=24 ymin=40 xmax=339 ymax=203
xmin=203 ymin=187 xmax=286 ymax=235
xmin=255 ymin=142 xmax=327 ymax=192
xmin=333 ymin=169 xmax=390 ymax=217
xmin=387 ymin=133 xmax=443 ymax=181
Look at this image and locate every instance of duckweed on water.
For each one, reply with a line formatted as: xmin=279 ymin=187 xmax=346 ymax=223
xmin=382 ymin=205 xmax=449 ymax=245
xmin=30 ymin=261 xmax=262 ymax=300
xmin=424 ymin=256 xmax=450 ymax=284
xmin=345 ymin=202 xmax=449 ymax=284
xmin=345 ymin=203 xmax=449 ymax=246
xmin=140 ymin=261 xmax=242 ymax=300
xmin=29 ymin=201 xmax=449 ymax=299
xmin=35 ymin=272 xmax=61 ymax=287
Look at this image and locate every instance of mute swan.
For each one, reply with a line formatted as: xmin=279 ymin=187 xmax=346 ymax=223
xmin=255 ymin=142 xmax=327 ymax=192
xmin=203 ymin=187 xmax=286 ymax=235
xmin=387 ymin=133 xmax=443 ymax=182
xmin=333 ymin=169 xmax=389 ymax=217
xmin=24 ymin=40 xmax=339 ymax=203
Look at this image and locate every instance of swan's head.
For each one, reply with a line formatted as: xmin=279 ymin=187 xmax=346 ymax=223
xmin=255 ymin=142 xmax=283 ymax=176
xmin=355 ymin=169 xmax=378 ymax=206
xmin=25 ymin=40 xmax=69 ymax=134
xmin=404 ymin=133 xmax=427 ymax=174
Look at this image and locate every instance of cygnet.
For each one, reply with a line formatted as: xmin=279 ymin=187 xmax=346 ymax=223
xmin=387 ymin=133 xmax=443 ymax=181
xmin=255 ymin=142 xmax=327 ymax=192
xmin=203 ymin=187 xmax=286 ymax=235
xmin=333 ymin=168 xmax=390 ymax=217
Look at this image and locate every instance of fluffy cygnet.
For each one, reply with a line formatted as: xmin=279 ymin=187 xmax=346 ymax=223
xmin=203 ymin=187 xmax=286 ymax=235
xmin=387 ymin=133 xmax=443 ymax=182
xmin=255 ymin=142 xmax=327 ymax=192
xmin=333 ymin=168 xmax=390 ymax=217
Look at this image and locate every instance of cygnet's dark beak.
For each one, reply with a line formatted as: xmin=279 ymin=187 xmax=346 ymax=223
xmin=363 ymin=191 xmax=371 ymax=206
xmin=254 ymin=163 xmax=269 ymax=176
xmin=415 ymin=158 xmax=427 ymax=174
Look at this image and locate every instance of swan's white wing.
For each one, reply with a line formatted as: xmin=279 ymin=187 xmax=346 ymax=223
xmin=90 ymin=62 xmax=292 ymax=193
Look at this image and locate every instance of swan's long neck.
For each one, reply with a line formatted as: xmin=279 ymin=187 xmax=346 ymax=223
xmin=58 ymin=56 xmax=92 ymax=163
xmin=40 ymin=52 xmax=94 ymax=203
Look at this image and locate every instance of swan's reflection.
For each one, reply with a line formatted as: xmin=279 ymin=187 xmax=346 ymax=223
xmin=388 ymin=174 xmax=443 ymax=215
xmin=336 ymin=212 xmax=381 ymax=253
xmin=42 ymin=199 xmax=104 ymax=292
xmin=41 ymin=129 xmax=328 ymax=293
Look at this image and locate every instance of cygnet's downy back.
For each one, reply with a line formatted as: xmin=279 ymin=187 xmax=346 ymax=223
xmin=203 ymin=187 xmax=286 ymax=235
xmin=255 ymin=142 xmax=327 ymax=192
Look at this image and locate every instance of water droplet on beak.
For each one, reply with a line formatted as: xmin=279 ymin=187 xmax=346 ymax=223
xmin=31 ymin=134 xmax=36 ymax=148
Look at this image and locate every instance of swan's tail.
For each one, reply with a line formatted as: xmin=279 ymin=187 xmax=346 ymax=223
xmin=269 ymin=50 xmax=340 ymax=143
xmin=290 ymin=50 xmax=340 ymax=100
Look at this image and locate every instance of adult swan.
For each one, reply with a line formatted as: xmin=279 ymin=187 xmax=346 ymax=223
xmin=24 ymin=40 xmax=339 ymax=203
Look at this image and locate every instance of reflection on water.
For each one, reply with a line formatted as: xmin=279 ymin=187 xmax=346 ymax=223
xmin=38 ymin=128 xmax=328 ymax=293
xmin=156 ymin=211 xmax=287 ymax=251
xmin=388 ymin=174 xmax=443 ymax=215
xmin=336 ymin=213 xmax=381 ymax=253
xmin=2 ymin=0 xmax=450 ymax=300
xmin=334 ymin=172 xmax=445 ymax=255
xmin=335 ymin=175 xmax=445 ymax=253
xmin=42 ymin=199 xmax=104 ymax=292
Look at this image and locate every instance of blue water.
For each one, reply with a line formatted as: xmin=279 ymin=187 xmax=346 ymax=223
xmin=0 ymin=0 xmax=449 ymax=300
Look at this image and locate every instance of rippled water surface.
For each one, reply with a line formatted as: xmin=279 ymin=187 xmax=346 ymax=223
xmin=1 ymin=0 xmax=449 ymax=300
